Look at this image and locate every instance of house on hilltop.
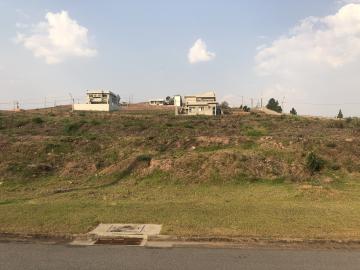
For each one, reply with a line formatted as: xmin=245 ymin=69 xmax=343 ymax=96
xmin=175 ymin=91 xmax=220 ymax=116
xmin=74 ymin=90 xmax=120 ymax=112
xmin=149 ymin=99 xmax=166 ymax=106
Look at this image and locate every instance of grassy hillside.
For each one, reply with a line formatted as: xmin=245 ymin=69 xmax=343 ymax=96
xmin=0 ymin=106 xmax=360 ymax=239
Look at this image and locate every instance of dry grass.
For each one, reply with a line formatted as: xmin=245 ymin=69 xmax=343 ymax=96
xmin=0 ymin=106 xmax=360 ymax=238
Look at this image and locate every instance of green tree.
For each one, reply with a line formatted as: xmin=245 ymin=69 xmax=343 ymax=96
xmin=165 ymin=96 xmax=174 ymax=105
xmin=266 ymin=98 xmax=282 ymax=113
xmin=337 ymin=109 xmax=343 ymax=119
xmin=290 ymin=108 xmax=297 ymax=115
xmin=242 ymin=105 xmax=251 ymax=112
xmin=220 ymin=101 xmax=230 ymax=109
xmin=220 ymin=101 xmax=231 ymax=114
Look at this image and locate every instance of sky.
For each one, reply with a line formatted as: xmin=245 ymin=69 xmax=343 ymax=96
xmin=1 ymin=0 xmax=360 ymax=116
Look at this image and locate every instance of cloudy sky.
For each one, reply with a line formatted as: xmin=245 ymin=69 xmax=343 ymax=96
xmin=1 ymin=0 xmax=360 ymax=116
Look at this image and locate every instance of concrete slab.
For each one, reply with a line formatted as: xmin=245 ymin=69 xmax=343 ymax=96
xmin=88 ymin=224 xmax=162 ymax=238
xmin=69 ymin=224 xmax=163 ymax=246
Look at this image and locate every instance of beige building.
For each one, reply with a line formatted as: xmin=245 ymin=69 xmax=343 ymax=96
xmin=74 ymin=90 xmax=120 ymax=112
xmin=176 ymin=91 xmax=220 ymax=116
xmin=149 ymin=99 xmax=165 ymax=106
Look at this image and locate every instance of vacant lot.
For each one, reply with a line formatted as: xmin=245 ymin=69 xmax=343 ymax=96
xmin=0 ymin=106 xmax=359 ymax=239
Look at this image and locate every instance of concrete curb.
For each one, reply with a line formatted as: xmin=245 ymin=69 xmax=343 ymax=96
xmin=1 ymin=232 xmax=360 ymax=249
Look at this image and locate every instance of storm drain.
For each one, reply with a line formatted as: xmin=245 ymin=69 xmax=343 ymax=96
xmin=95 ymin=237 xmax=144 ymax=246
xmin=107 ymin=224 xmax=145 ymax=234
xmin=73 ymin=224 xmax=163 ymax=247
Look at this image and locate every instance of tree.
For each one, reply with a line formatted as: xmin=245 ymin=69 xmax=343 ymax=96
xmin=220 ymin=101 xmax=231 ymax=114
xmin=220 ymin=101 xmax=230 ymax=109
xmin=165 ymin=96 xmax=174 ymax=105
xmin=290 ymin=108 xmax=297 ymax=116
xmin=242 ymin=105 xmax=251 ymax=112
xmin=337 ymin=109 xmax=344 ymax=119
xmin=266 ymin=98 xmax=282 ymax=113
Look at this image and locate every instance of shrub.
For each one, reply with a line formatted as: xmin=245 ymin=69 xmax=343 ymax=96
xmin=240 ymin=105 xmax=251 ymax=112
xmin=15 ymin=119 xmax=30 ymax=128
xmin=64 ymin=120 xmax=86 ymax=134
xmin=306 ymin=152 xmax=324 ymax=174
xmin=246 ymin=129 xmax=266 ymax=137
xmin=184 ymin=123 xmax=194 ymax=129
xmin=290 ymin=108 xmax=297 ymax=115
xmin=266 ymin=98 xmax=283 ymax=113
xmin=327 ymin=120 xmax=344 ymax=129
xmin=337 ymin=109 xmax=344 ymax=119
xmin=32 ymin=117 xmax=44 ymax=124
xmin=136 ymin=154 xmax=152 ymax=163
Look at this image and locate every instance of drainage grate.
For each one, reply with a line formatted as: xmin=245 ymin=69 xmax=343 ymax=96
xmin=107 ymin=225 xmax=145 ymax=234
xmin=95 ymin=237 xmax=144 ymax=246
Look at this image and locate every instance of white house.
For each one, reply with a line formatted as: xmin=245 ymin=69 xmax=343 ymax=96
xmin=175 ymin=91 xmax=220 ymax=116
xmin=74 ymin=90 xmax=120 ymax=112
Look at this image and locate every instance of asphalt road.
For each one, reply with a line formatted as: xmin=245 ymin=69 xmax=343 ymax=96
xmin=1 ymin=242 xmax=360 ymax=270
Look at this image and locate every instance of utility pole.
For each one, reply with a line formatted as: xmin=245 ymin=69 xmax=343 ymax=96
xmin=281 ymin=96 xmax=285 ymax=109
xmin=13 ymin=101 xmax=20 ymax=112
xmin=69 ymin=93 xmax=74 ymax=112
xmin=261 ymin=98 xmax=263 ymax=108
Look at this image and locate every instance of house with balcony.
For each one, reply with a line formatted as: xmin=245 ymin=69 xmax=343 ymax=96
xmin=175 ymin=91 xmax=220 ymax=116
xmin=73 ymin=90 xmax=121 ymax=112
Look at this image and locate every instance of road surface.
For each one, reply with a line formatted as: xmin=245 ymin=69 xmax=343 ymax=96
xmin=0 ymin=242 xmax=359 ymax=270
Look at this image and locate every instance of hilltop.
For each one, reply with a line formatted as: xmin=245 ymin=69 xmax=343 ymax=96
xmin=0 ymin=106 xmax=360 ymax=240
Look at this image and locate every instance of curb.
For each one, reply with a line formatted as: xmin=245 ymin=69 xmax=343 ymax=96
xmin=1 ymin=232 xmax=360 ymax=249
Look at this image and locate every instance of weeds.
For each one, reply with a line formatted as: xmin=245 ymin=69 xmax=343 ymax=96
xmin=64 ymin=120 xmax=87 ymax=134
xmin=306 ymin=152 xmax=325 ymax=174
xmin=32 ymin=117 xmax=44 ymax=124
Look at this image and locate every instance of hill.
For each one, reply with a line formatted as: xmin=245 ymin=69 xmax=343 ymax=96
xmin=0 ymin=106 xmax=360 ymax=240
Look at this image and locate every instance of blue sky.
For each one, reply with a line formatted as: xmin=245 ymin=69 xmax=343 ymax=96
xmin=1 ymin=0 xmax=360 ymax=116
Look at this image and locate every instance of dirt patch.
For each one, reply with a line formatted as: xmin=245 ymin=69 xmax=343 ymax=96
xmin=61 ymin=161 xmax=97 ymax=177
xmin=196 ymin=136 xmax=230 ymax=145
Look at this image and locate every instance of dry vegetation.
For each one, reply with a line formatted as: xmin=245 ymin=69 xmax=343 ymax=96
xmin=0 ymin=105 xmax=360 ymax=239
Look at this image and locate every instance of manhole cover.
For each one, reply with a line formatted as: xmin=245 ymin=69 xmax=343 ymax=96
xmin=107 ymin=224 xmax=145 ymax=234
xmin=95 ymin=237 xmax=144 ymax=246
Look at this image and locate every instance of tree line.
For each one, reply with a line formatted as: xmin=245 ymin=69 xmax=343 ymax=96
xmin=225 ymin=98 xmax=344 ymax=118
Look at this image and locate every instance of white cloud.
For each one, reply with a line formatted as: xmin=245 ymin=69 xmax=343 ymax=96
xmin=16 ymin=11 xmax=97 ymax=64
xmin=256 ymin=4 xmax=360 ymax=75
xmin=188 ymin=38 xmax=216 ymax=64
xmin=254 ymin=4 xmax=360 ymax=116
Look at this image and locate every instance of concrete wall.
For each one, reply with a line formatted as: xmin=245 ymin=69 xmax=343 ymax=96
xmin=73 ymin=103 xmax=120 ymax=112
xmin=186 ymin=104 xmax=217 ymax=116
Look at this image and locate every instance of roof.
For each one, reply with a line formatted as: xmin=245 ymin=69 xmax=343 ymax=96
xmin=186 ymin=102 xmax=217 ymax=106
xmin=149 ymin=99 xmax=165 ymax=102
xmin=184 ymin=91 xmax=216 ymax=98
xmin=86 ymin=90 xmax=117 ymax=96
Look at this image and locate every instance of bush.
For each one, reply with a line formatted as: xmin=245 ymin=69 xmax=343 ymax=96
xmin=240 ymin=105 xmax=251 ymax=112
xmin=136 ymin=154 xmax=152 ymax=163
xmin=64 ymin=120 xmax=86 ymax=134
xmin=306 ymin=152 xmax=324 ymax=174
xmin=337 ymin=109 xmax=344 ymax=119
xmin=32 ymin=117 xmax=44 ymax=124
xmin=327 ymin=120 xmax=344 ymax=129
xmin=266 ymin=98 xmax=283 ymax=113
xmin=220 ymin=101 xmax=231 ymax=114
xmin=290 ymin=108 xmax=297 ymax=116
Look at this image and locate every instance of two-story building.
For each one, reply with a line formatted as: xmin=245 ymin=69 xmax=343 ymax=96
xmin=74 ymin=90 xmax=121 ymax=112
xmin=176 ymin=91 xmax=220 ymax=116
